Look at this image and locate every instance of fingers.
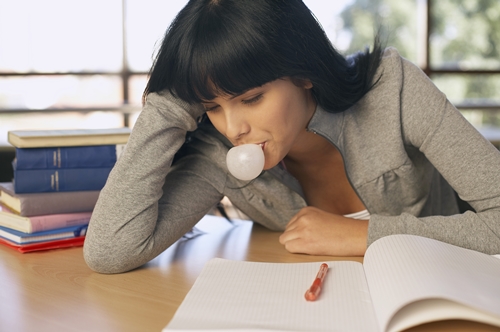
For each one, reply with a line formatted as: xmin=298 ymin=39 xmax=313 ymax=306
xmin=280 ymin=228 xmax=323 ymax=255
xmin=280 ymin=208 xmax=369 ymax=256
xmin=279 ymin=207 xmax=312 ymax=244
xmin=281 ymin=237 xmax=309 ymax=254
xmin=284 ymin=206 xmax=317 ymax=230
xmin=279 ymin=223 xmax=294 ymax=245
xmin=279 ymin=209 xmax=318 ymax=253
xmin=279 ymin=222 xmax=310 ymax=253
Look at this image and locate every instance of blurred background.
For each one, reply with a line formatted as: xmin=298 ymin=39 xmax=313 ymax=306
xmin=1 ymin=0 xmax=499 ymax=180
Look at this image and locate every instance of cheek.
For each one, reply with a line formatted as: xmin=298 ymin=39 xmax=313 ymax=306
xmin=267 ymin=98 xmax=303 ymax=134
xmin=265 ymin=99 xmax=291 ymax=126
xmin=206 ymin=113 xmax=225 ymax=134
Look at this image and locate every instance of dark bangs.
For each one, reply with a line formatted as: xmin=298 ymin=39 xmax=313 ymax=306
xmin=148 ymin=0 xmax=283 ymax=104
xmin=146 ymin=0 xmax=384 ymax=113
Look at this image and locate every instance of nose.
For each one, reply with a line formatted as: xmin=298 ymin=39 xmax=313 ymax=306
xmin=225 ymin=110 xmax=250 ymax=142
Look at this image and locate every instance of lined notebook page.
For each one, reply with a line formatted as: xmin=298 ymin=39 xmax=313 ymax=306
xmin=164 ymin=258 xmax=379 ymax=332
xmin=363 ymin=234 xmax=500 ymax=332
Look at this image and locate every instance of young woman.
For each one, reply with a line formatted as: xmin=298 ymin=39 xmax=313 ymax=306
xmin=84 ymin=0 xmax=500 ymax=274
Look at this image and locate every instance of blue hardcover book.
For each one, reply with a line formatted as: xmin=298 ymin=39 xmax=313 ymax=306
xmin=0 ymin=224 xmax=88 ymax=245
xmin=13 ymin=167 xmax=112 ymax=193
xmin=14 ymin=145 xmax=124 ymax=170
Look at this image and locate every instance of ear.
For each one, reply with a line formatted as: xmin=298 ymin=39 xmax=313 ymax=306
xmin=303 ymin=79 xmax=313 ymax=89
xmin=291 ymin=77 xmax=313 ymax=89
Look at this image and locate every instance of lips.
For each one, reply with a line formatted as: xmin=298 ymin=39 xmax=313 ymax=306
xmin=233 ymin=142 xmax=266 ymax=150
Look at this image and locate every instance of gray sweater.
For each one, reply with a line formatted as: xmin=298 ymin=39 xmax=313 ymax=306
xmin=84 ymin=48 xmax=500 ymax=274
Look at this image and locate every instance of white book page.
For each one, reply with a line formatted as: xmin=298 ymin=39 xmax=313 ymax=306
xmin=164 ymin=258 xmax=379 ymax=332
xmin=363 ymin=235 xmax=500 ymax=332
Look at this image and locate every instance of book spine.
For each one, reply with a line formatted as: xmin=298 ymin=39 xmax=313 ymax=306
xmin=0 ymin=187 xmax=99 ymax=217
xmin=29 ymin=212 xmax=92 ymax=233
xmin=14 ymin=145 xmax=121 ymax=169
xmin=13 ymin=167 xmax=112 ymax=193
xmin=0 ymin=207 xmax=92 ymax=233
xmin=0 ymin=224 xmax=88 ymax=244
xmin=8 ymin=128 xmax=131 ymax=148
xmin=0 ymin=236 xmax=86 ymax=253
xmin=0 ymin=212 xmax=29 ymax=233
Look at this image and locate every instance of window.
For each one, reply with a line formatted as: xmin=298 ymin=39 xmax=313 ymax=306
xmin=334 ymin=0 xmax=500 ymax=134
xmin=1 ymin=0 xmax=499 ymax=146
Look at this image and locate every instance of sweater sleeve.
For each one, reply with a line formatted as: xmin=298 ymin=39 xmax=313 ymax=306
xmin=83 ymin=92 xmax=225 ymax=273
xmin=368 ymin=56 xmax=500 ymax=254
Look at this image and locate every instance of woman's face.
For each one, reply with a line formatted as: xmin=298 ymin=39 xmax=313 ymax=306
xmin=203 ymin=78 xmax=316 ymax=170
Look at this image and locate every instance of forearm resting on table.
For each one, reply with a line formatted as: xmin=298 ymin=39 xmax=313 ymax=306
xmin=278 ymin=207 xmax=368 ymax=256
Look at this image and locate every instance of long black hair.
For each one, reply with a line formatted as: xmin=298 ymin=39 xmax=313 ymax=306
xmin=144 ymin=0 xmax=384 ymax=113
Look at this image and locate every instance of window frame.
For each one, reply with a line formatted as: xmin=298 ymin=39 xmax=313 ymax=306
xmin=0 ymin=0 xmax=499 ymax=122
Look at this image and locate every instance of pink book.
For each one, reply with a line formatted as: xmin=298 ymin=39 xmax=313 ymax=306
xmin=0 ymin=203 xmax=91 ymax=233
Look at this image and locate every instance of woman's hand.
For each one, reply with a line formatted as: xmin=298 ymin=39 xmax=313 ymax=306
xmin=278 ymin=206 xmax=368 ymax=256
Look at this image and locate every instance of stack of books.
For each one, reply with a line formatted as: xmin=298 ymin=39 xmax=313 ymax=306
xmin=0 ymin=128 xmax=130 ymax=253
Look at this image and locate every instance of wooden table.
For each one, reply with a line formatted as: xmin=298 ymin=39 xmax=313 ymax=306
xmin=0 ymin=216 xmax=497 ymax=332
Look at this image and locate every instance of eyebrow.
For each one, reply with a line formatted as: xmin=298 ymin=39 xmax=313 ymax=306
xmin=229 ymin=92 xmax=246 ymax=100
xmin=202 ymin=83 xmax=267 ymax=103
xmin=201 ymin=90 xmax=251 ymax=104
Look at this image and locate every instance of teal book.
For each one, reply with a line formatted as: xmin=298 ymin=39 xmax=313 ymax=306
xmin=13 ymin=167 xmax=112 ymax=193
xmin=14 ymin=145 xmax=124 ymax=170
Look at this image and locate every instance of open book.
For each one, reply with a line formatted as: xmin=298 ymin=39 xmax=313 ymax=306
xmin=164 ymin=234 xmax=500 ymax=332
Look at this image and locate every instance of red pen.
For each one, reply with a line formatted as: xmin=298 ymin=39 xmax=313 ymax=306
xmin=304 ymin=263 xmax=329 ymax=301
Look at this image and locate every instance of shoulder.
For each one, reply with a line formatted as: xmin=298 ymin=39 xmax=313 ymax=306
xmin=378 ymin=47 xmax=406 ymax=71
xmin=381 ymin=46 xmax=402 ymax=60
xmin=378 ymin=47 xmax=431 ymax=86
xmin=374 ymin=47 xmax=404 ymax=87
xmin=367 ymin=47 xmax=434 ymax=104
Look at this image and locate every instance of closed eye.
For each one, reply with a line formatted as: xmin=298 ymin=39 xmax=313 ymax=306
xmin=242 ymin=94 xmax=263 ymax=105
xmin=204 ymin=104 xmax=220 ymax=113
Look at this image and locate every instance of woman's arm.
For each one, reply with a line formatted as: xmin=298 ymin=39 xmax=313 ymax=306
xmin=279 ymin=206 xmax=368 ymax=256
xmin=367 ymin=56 xmax=500 ymax=254
xmin=83 ymin=92 xmax=224 ymax=273
xmin=280 ymin=52 xmax=500 ymax=256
